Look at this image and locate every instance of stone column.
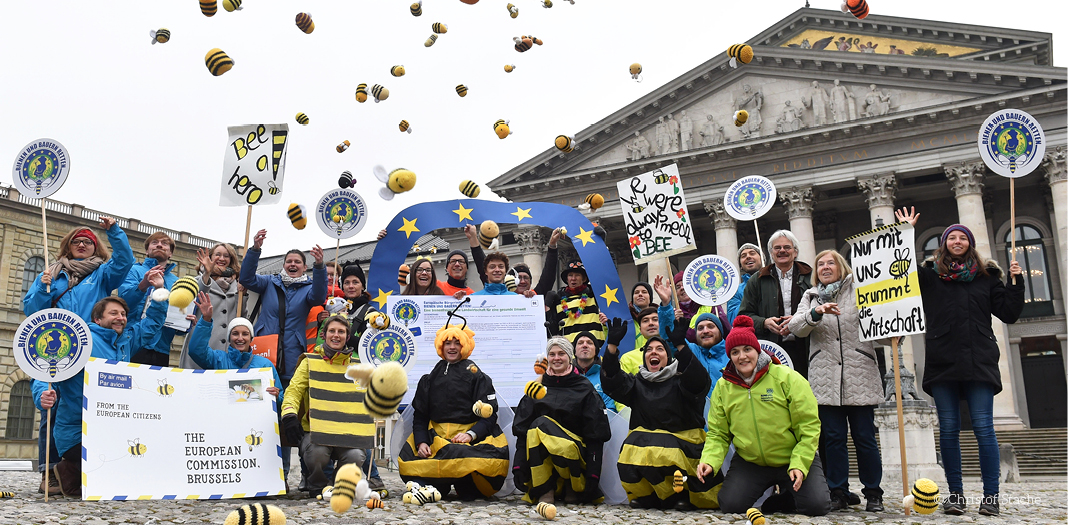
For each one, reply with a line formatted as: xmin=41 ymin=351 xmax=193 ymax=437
xmin=515 ymin=226 xmax=545 ymax=284
xmin=1042 ymin=147 xmax=1067 ymax=306
xmin=778 ymin=186 xmax=817 ymax=266
xmin=703 ymin=201 xmax=738 ymax=261
xmin=945 ymin=161 xmax=1025 ymax=429
xmin=874 ymin=404 xmax=946 ymax=486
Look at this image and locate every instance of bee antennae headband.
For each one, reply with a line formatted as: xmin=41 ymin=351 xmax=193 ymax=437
xmin=445 ymin=296 xmax=471 ymax=330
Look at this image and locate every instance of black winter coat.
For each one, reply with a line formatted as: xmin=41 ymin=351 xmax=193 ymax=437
xmin=917 ymin=260 xmax=1024 ymax=394
xmin=412 ymin=359 xmax=498 ymax=446
xmin=600 ymin=345 xmax=711 ymax=432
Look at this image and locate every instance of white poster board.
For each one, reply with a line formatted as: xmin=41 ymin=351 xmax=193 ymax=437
xmin=846 ymin=222 xmax=926 ymax=342
xmin=385 ymin=295 xmax=547 ymax=406
xmin=11 ymin=138 xmax=71 ymax=198
xmin=82 ymin=359 xmax=285 ymax=500
xmin=977 ymin=109 xmax=1046 ymax=178
xmin=617 ymin=163 xmax=696 ymax=264
xmin=14 ymin=309 xmax=92 ymax=383
xmin=219 ymin=123 xmax=289 ymax=206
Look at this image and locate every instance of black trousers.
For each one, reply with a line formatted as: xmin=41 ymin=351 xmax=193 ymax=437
xmin=132 ymin=349 xmax=170 ymax=366
xmin=718 ymin=454 xmax=830 ymax=516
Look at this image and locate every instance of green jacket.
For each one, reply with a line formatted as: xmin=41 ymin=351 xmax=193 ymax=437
xmin=701 ymin=358 xmax=821 ymax=477
xmin=738 ymin=262 xmax=812 ymax=345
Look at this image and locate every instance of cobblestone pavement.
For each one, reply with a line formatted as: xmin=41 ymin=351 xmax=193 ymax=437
xmin=0 ymin=469 xmax=1064 ymax=525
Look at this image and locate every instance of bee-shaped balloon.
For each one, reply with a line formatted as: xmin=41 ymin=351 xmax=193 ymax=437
xmin=205 ymin=48 xmax=234 ymax=76
xmin=459 ymin=180 xmax=480 ymax=198
xmin=889 ymin=248 xmax=911 ymax=280
xmin=653 ymin=170 xmax=670 ymax=184
xmin=366 ymin=499 xmax=387 ymax=510
xmin=316 ymin=485 xmax=333 ymax=501
xmin=841 ymin=0 xmax=869 ymax=19
xmin=391 ymin=65 xmax=406 ymax=77
xmin=455 ymin=84 xmax=468 ymax=97
xmin=399 ymin=120 xmax=412 ymax=134
xmin=745 ymin=507 xmax=766 ymax=525
xmin=149 ymin=28 xmax=170 ymax=45
xmin=222 ymin=0 xmax=242 ymax=12
xmin=156 ymin=379 xmax=175 ymax=397
xmin=541 ymin=0 xmax=552 ymax=8
xmin=350 ymin=361 xmax=408 ymax=418
xmin=506 ymin=3 xmax=519 ymax=17
xmin=0 ymin=492 xmax=13 ymax=498
xmin=223 ymin=504 xmax=286 ymax=525
xmin=355 ymin=83 xmax=368 ymax=103
xmin=524 ymin=380 xmax=547 ymax=399
xmin=432 ymin=22 xmax=448 ymax=34
xmin=411 ymin=486 xmax=441 ymax=505
xmin=504 ymin=64 xmax=516 ymax=73
xmin=295 ymin=112 xmax=309 ymax=126
xmin=528 ymin=35 xmax=544 ymax=46
xmin=505 ymin=273 xmax=517 ymax=292
xmin=169 ymin=276 xmax=199 ymax=309
xmin=728 ymin=44 xmax=754 ymax=68
xmin=672 ymin=470 xmax=687 ymax=493
xmin=533 ymin=353 xmax=548 ymax=375
xmin=373 ymin=165 xmax=416 ymax=200
xmin=584 ymin=193 xmax=604 ymax=210
xmin=337 ymin=140 xmax=351 ymax=153
xmin=371 ymin=84 xmax=389 ymax=103
xmin=555 ymin=134 xmax=575 ymax=153
xmin=295 ymin=12 xmax=315 ymax=34
xmin=514 ymin=36 xmax=532 ymax=53
xmin=398 ymin=264 xmax=410 ymax=286
xmin=425 ymin=34 xmax=438 ymax=47
xmin=478 ymin=220 xmax=499 ymax=249
xmin=245 ymin=429 xmax=263 ymax=451
xmin=535 ymin=502 xmax=556 ymax=520
xmin=630 ymin=63 xmax=642 ymax=82
xmin=366 ymin=311 xmax=390 ymax=331
xmin=494 ymin=119 xmax=511 ymax=139
xmin=200 ymin=0 xmax=217 ymax=17
xmin=902 ymin=478 xmax=940 ymax=515
xmin=410 ymin=1 xmax=422 ymax=16
xmin=330 ymin=463 xmax=362 ymax=513
xmin=338 ymin=171 xmax=355 ymax=189
xmin=128 ymin=438 xmax=147 ymax=458
xmin=734 ymin=110 xmax=749 ymax=127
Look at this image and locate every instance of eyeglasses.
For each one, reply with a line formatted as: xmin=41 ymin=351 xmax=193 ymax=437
xmin=70 ymin=239 xmax=95 ymax=247
xmin=449 ymin=259 xmax=466 ymax=266
xmin=415 ymin=268 xmax=433 ymax=275
xmin=772 ymin=245 xmax=794 ymax=252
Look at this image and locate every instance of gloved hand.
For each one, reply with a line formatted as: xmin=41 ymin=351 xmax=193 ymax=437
xmin=606 ymin=317 xmax=628 ymax=347
xmin=669 ymin=317 xmax=689 ymax=348
xmin=282 ymin=414 xmax=304 ymax=445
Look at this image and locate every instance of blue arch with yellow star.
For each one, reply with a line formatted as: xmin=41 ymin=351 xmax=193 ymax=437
xmin=366 ymin=199 xmax=635 ymax=353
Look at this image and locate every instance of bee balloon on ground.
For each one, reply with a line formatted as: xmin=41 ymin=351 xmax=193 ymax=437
xmin=373 ymin=165 xmax=416 ymax=200
xmin=205 ymin=48 xmax=234 ymax=76
xmin=493 ymin=119 xmax=511 ymax=139
xmin=734 ymin=110 xmax=749 ymax=127
xmin=455 ymin=84 xmax=468 ymax=97
xmin=223 ymin=504 xmax=286 ymax=525
xmin=200 ymin=0 xmax=217 ymax=17
xmin=295 ymin=112 xmax=309 ymax=126
xmin=425 ymin=34 xmax=438 ymax=47
xmin=507 ymin=3 xmax=519 ymax=17
xmin=295 ymin=12 xmax=315 ymax=34
xmin=337 ymin=140 xmax=351 ymax=153
xmin=745 ymin=507 xmax=766 ymax=525
xmin=535 ymin=502 xmax=556 ymax=520
xmin=459 ymin=180 xmax=480 ymax=198
xmin=504 ymin=64 xmax=516 ymax=73
xmin=222 ymin=0 xmax=242 ymax=11
xmin=902 ymin=478 xmax=940 ymax=515
xmin=432 ymin=22 xmax=448 ymax=34
xmin=371 ymin=84 xmax=389 ymax=102
xmin=399 ymin=120 xmax=412 ymax=134
xmin=149 ymin=28 xmax=170 ymax=45
xmin=842 ymin=0 xmax=869 ymax=19
xmin=410 ymin=1 xmax=422 ymax=16
xmin=555 ymin=135 xmax=575 ymax=153
xmin=728 ymin=43 xmax=754 ymax=68
xmin=355 ymin=83 xmax=368 ymax=103
xmin=391 ymin=65 xmax=406 ymax=77
xmin=366 ymin=499 xmax=388 ymax=510
xmin=629 ymin=63 xmax=642 ymax=82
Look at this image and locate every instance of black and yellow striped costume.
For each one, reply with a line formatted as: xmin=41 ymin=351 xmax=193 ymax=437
xmin=554 ymin=285 xmax=606 ymax=348
xmin=513 ymin=370 xmax=611 ymax=504
xmin=601 ymin=345 xmax=723 ymax=509
xmin=281 ymin=350 xmax=375 ymax=448
xmin=398 ymin=359 xmax=509 ymax=499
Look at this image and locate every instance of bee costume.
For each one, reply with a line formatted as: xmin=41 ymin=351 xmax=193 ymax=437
xmin=600 ymin=336 xmax=723 ymax=510
xmin=398 ymin=308 xmax=509 ymax=499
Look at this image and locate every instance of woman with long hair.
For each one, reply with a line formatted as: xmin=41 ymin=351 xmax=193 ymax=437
xmin=179 ymin=243 xmax=244 ymax=368
xmin=403 ymin=258 xmax=445 ymax=295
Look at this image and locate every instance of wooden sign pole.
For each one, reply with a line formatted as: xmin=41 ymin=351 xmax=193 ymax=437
xmin=236 ymin=205 xmax=252 ymax=316
xmin=41 ymin=200 xmax=51 ymax=293
xmin=891 ymin=337 xmax=910 ymax=516
xmin=44 ymin=384 xmax=52 ymax=501
xmin=1010 ymin=179 xmax=1017 ymax=285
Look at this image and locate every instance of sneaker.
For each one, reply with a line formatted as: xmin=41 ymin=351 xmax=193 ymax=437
xmin=865 ymin=494 xmax=884 ymax=512
xmin=942 ymin=491 xmax=966 ymax=515
xmin=847 ymin=491 xmax=861 ymax=506
xmin=39 ymin=472 xmax=61 ymax=496
xmin=978 ymin=494 xmax=999 ymax=516
xmin=829 ymin=489 xmax=851 ymax=511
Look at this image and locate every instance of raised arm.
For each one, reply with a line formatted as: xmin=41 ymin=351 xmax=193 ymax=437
xmin=532 ymin=229 xmax=562 ymax=295
xmin=239 ymin=230 xmax=271 ymax=293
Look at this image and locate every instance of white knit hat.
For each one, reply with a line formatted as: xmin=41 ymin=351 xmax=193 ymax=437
xmin=228 ymin=317 xmax=255 ymax=339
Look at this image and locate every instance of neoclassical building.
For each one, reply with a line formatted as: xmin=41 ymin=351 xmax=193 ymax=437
xmin=486 ymin=8 xmax=1067 ymax=429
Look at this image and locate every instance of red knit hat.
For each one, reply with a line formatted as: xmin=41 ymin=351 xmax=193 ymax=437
xmin=71 ymin=228 xmax=98 ymax=246
xmin=725 ymin=315 xmax=760 ymax=351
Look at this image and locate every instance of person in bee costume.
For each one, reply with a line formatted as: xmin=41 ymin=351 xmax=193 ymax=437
xmin=281 ymin=313 xmax=376 ymax=498
xmin=552 ymin=260 xmax=606 ymax=349
xmin=512 ymin=337 xmax=611 ymax=505
xmin=398 ymin=309 xmax=510 ymax=500
xmin=599 ymin=318 xmax=722 ymax=510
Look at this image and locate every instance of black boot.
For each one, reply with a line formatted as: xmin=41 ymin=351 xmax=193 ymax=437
xmin=865 ymin=493 xmax=884 ymax=512
xmin=829 ymin=488 xmax=850 ymax=511
xmin=978 ymin=493 xmax=999 ymax=516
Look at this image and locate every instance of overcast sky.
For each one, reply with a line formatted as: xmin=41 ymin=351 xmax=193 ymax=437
xmin=4 ymin=1 xmax=1064 ymax=258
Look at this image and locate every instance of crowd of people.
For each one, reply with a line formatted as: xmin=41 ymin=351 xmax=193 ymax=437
xmin=22 ymin=207 xmax=1024 ymax=517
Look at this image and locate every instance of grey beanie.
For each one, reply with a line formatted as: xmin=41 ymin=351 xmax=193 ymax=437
xmin=546 ymin=336 xmax=575 ymax=363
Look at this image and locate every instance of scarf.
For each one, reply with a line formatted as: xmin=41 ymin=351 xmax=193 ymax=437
xmin=940 ymin=259 xmax=979 ymax=282
xmin=638 ymin=359 xmax=679 ymax=383
xmin=446 ymin=275 xmax=467 ymax=289
xmin=817 ymin=280 xmax=843 ymax=303
xmin=48 ymin=256 xmax=104 ymax=287
xmin=279 ymin=272 xmax=310 ymax=287
xmin=546 ymin=365 xmax=575 ymax=377
xmin=741 ymin=351 xmax=772 ymax=386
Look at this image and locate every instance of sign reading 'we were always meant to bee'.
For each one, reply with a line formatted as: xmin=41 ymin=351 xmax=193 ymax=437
xmin=617 ymin=163 xmax=696 ymax=264
xmin=846 ymin=221 xmax=926 ymax=342
xmin=219 ymin=123 xmax=289 ymax=206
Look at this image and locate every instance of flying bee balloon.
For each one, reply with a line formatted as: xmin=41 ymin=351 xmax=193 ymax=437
xmin=222 ymin=0 xmax=242 ymax=11
xmin=410 ymin=1 xmax=422 ymax=16
xmin=432 ymin=22 xmax=448 ymax=34
xmin=506 ymin=3 xmax=519 ymax=17
xmin=555 ymin=134 xmax=575 ymax=153
xmin=455 ymin=84 xmax=468 ymax=97
xmin=295 ymin=12 xmax=314 ymax=34
xmin=399 ymin=120 xmax=411 ymax=134
xmin=584 ymin=193 xmax=604 ymax=210
xmin=338 ymin=171 xmax=355 ymax=188
xmin=295 ymin=112 xmax=309 ymax=126
xmin=355 ymin=83 xmax=368 ymax=103
xmin=728 ymin=44 xmax=754 ymax=68
xmin=149 ymin=28 xmax=170 ymax=45
xmin=373 ymin=165 xmax=416 ymax=200
xmin=425 ymin=34 xmax=438 ymax=47
xmin=542 ymin=0 xmax=552 ymax=7
xmin=391 ymin=65 xmax=406 ymax=77
xmin=478 ymin=220 xmax=499 ymax=249
xmin=734 ymin=110 xmax=748 ymax=127
xmin=459 ymin=180 xmax=480 ymax=198
xmin=504 ymin=64 xmax=516 ymax=73
xmin=841 ymin=0 xmax=869 ymax=19
xmin=337 ymin=140 xmax=351 ymax=153
xmin=371 ymin=84 xmax=389 ymax=103
xmin=630 ymin=63 xmax=642 ymax=82
xmin=288 ymin=203 xmax=307 ymax=230
xmin=200 ymin=0 xmax=217 ymax=17
xmin=205 ymin=48 xmax=234 ymax=76
xmin=494 ymin=119 xmax=511 ymax=139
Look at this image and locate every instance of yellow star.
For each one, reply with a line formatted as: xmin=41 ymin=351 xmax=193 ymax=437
xmin=452 ymin=203 xmax=474 ymax=222
xmin=372 ymin=289 xmax=393 ymax=309
xmin=599 ymin=284 xmax=619 ymax=308
xmin=397 ymin=217 xmax=420 ymax=238
xmin=511 ymin=207 xmax=532 ymax=222
xmin=574 ymin=227 xmax=596 ymax=246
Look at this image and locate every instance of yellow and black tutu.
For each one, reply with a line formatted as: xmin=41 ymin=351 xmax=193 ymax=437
xmin=398 ymin=420 xmax=509 ymax=497
xmin=617 ymin=427 xmax=723 ymax=508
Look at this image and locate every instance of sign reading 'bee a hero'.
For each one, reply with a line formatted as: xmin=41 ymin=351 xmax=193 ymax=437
xmin=219 ymin=124 xmax=289 ymax=206
xmin=977 ymin=109 xmax=1045 ymax=179
xmin=845 ymin=221 xmax=926 ymax=342
xmin=617 ymin=163 xmax=696 ymax=264
xmin=14 ymin=308 xmax=92 ymax=383
xmin=11 ymin=138 xmax=71 ymax=199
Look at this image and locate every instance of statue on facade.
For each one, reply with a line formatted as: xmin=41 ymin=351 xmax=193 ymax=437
xmin=799 ymin=38 xmax=811 ymax=49
xmin=775 ymin=100 xmax=806 ymax=134
xmin=736 ymin=84 xmax=763 ymax=139
xmin=830 ymin=79 xmax=856 ymax=123
xmin=835 ymin=37 xmax=852 ymax=52
xmin=699 ymin=114 xmax=716 ymax=147
xmin=802 ymin=80 xmax=830 ymax=127
xmin=655 ymin=116 xmax=669 ymax=155
xmin=678 ymin=110 xmax=694 ymax=152
xmin=627 ymin=131 xmax=651 ymax=161
xmin=862 ymin=84 xmax=892 ymax=117
xmin=666 ymin=113 xmax=680 ymax=153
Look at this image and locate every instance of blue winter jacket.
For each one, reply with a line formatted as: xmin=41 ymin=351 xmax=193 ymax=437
xmin=239 ymin=248 xmax=327 ymax=383
xmin=22 ymin=226 xmax=135 ymax=321
xmin=726 ymin=272 xmax=754 ymax=325
xmin=119 ymin=258 xmax=180 ymax=356
xmin=32 ymin=298 xmax=166 ymax=457
xmin=579 ymin=363 xmax=616 ymax=412
xmin=187 ymin=318 xmax=284 ymax=401
xmin=472 ymin=283 xmax=510 ymax=295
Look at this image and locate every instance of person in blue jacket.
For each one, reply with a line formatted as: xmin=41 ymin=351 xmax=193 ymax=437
xmin=472 ymin=252 xmax=536 ymax=297
xmin=669 ymin=312 xmax=728 ymax=388
xmin=187 ymin=292 xmax=283 ymax=399
xmin=33 ymin=281 xmax=168 ymax=498
xmin=572 ymin=331 xmax=616 ymax=411
xmin=726 ymin=243 xmax=763 ymax=324
xmin=238 ymin=228 xmax=327 ymax=384
xmin=119 ymin=231 xmax=180 ymax=366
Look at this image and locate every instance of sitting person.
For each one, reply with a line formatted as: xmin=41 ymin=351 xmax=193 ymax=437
xmin=600 ymin=319 xmax=720 ymax=510
xmin=188 ymin=292 xmax=283 ymax=398
xmin=398 ymin=321 xmax=510 ymax=500
xmin=513 ymin=337 xmax=612 ymax=505
xmin=696 ymin=316 xmax=829 ymax=516
xmin=280 ymin=313 xmax=375 ymax=497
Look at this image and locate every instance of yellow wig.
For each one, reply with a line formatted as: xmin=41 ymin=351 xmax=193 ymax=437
xmin=434 ymin=324 xmax=476 ymax=360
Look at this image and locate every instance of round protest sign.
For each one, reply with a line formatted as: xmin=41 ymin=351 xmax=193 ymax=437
xmin=759 ymin=340 xmax=793 ymax=370
xmin=11 ymin=138 xmax=71 ymax=199
xmin=358 ymin=324 xmax=418 ymax=371
xmin=14 ymin=309 xmax=93 ymax=383
xmin=977 ymin=109 xmax=1046 ymax=178
xmin=682 ymin=255 xmax=739 ymax=307
xmin=723 ymin=175 xmax=776 ymax=221
xmin=316 ymin=188 xmax=368 ymax=239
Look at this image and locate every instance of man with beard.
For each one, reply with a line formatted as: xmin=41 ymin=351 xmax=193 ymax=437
xmin=727 ymin=243 xmax=764 ymax=324
xmin=120 ymin=231 xmax=180 ymax=365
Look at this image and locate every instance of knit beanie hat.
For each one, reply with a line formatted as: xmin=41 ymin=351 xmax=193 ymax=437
xmin=725 ymin=315 xmax=760 ymax=352
xmin=546 ymin=336 xmax=575 ymax=363
xmin=631 ymin=282 xmax=655 ymax=306
xmin=446 ymin=249 xmax=469 ymax=266
xmin=738 ymin=243 xmax=761 ymax=257
xmin=228 ymin=317 xmax=255 ymax=340
xmin=341 ymin=264 xmax=366 ymax=286
xmin=643 ymin=335 xmax=675 ymax=363
xmin=940 ymin=224 xmax=976 ymax=249
xmin=513 ymin=263 xmax=532 ymax=279
xmin=673 ymin=270 xmax=684 ymax=285
xmin=694 ymin=312 xmax=725 ymax=338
